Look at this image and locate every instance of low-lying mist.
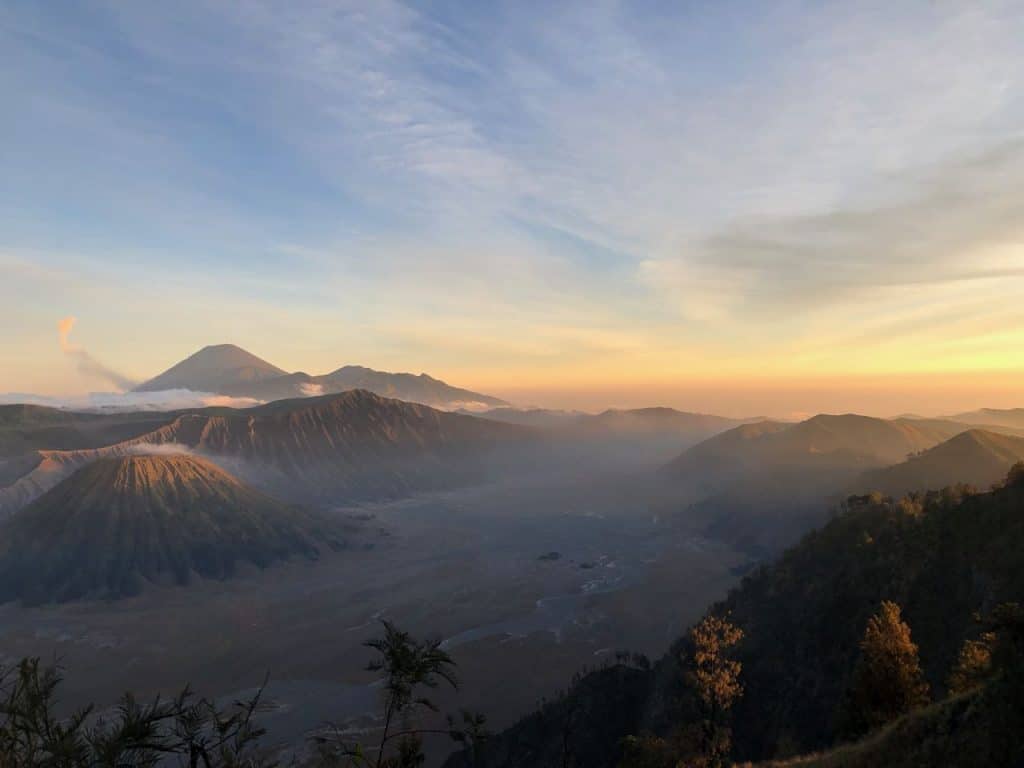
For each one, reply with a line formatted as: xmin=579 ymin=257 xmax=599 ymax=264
xmin=0 ymin=389 xmax=264 ymax=412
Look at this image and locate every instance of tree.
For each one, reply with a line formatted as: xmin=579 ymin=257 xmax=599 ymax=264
xmin=0 ymin=624 xmax=485 ymax=768
xmin=367 ymin=621 xmax=456 ymax=768
xmin=686 ymin=613 xmax=744 ymax=768
xmin=843 ymin=601 xmax=930 ymax=735
xmin=617 ymin=734 xmax=676 ymax=768
xmin=1005 ymin=462 xmax=1024 ymax=488
xmin=988 ymin=602 xmax=1024 ymax=696
xmin=947 ymin=632 xmax=996 ymax=694
xmin=315 ymin=621 xmax=486 ymax=768
xmin=0 ymin=657 xmax=270 ymax=768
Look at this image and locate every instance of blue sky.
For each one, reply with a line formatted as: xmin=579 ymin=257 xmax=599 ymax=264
xmin=3 ymin=1 xmax=1024 ymax=415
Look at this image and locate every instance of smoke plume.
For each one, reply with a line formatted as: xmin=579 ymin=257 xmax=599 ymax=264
xmin=57 ymin=316 xmax=138 ymax=391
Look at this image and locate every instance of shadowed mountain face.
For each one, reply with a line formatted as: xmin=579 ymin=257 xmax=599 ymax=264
xmin=857 ymin=429 xmax=1024 ymax=497
xmin=951 ymin=407 xmax=1024 ymax=431
xmin=560 ymin=407 xmax=757 ymax=466
xmin=0 ymin=455 xmax=330 ymax=604
xmin=0 ymin=404 xmax=175 ymax=459
xmin=181 ymin=390 xmax=528 ymax=499
xmin=133 ymin=344 xmax=507 ymax=410
xmin=658 ymin=414 xmax=970 ymax=555
xmin=453 ymin=474 xmax=1024 ymax=768
xmin=662 ymin=414 xmax=966 ymax=491
xmin=0 ymin=391 xmax=528 ymax=515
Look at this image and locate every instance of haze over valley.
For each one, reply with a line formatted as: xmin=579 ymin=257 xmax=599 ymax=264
xmin=3 ymin=340 xmax=1024 ymax=764
xmin=5 ymin=3 xmax=1024 ymax=766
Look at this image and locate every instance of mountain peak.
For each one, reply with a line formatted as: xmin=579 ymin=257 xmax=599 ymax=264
xmin=195 ymin=342 xmax=253 ymax=355
xmin=180 ymin=343 xmax=283 ymax=371
xmin=134 ymin=344 xmax=286 ymax=393
xmin=857 ymin=427 xmax=1024 ymax=497
xmin=134 ymin=348 xmax=508 ymax=409
xmin=0 ymin=453 xmax=324 ymax=604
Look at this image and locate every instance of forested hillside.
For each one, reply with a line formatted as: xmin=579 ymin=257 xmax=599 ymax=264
xmin=450 ymin=468 xmax=1024 ymax=767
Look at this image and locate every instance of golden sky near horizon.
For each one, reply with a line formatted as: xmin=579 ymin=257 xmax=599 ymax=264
xmin=3 ymin=3 xmax=1024 ymax=418
xmin=2 ymin=285 xmax=1022 ymax=419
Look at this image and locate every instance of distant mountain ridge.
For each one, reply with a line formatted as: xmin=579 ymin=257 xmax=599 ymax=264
xmin=661 ymin=414 xmax=966 ymax=489
xmin=473 ymin=405 xmax=754 ymax=440
xmin=857 ymin=428 xmax=1024 ymax=496
xmin=949 ymin=407 xmax=1024 ymax=431
xmin=134 ymin=344 xmax=508 ymax=410
xmin=570 ymin=407 xmax=750 ymax=436
xmin=658 ymin=414 xmax=972 ymax=554
xmin=0 ymin=454 xmax=329 ymax=604
xmin=0 ymin=404 xmax=174 ymax=459
xmin=0 ymin=390 xmax=528 ymax=515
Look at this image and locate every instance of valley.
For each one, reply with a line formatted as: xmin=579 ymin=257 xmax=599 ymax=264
xmin=4 ymin=350 xmax=1024 ymax=765
xmin=8 ymin=9 xmax=1024 ymax=764
xmin=0 ymin=465 xmax=744 ymax=761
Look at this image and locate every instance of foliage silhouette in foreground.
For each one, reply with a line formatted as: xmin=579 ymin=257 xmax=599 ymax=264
xmin=0 ymin=657 xmax=269 ymax=768
xmin=313 ymin=621 xmax=486 ymax=767
xmin=0 ymin=622 xmax=485 ymax=768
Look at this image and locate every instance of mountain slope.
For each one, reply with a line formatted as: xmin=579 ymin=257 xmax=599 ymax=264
xmin=467 ymin=407 xmax=588 ymax=429
xmin=316 ymin=365 xmax=507 ymax=408
xmin=235 ymin=367 xmax=509 ymax=410
xmin=753 ymin=683 xmax=1022 ymax=768
xmin=453 ymin=470 xmax=1024 ymax=767
xmin=0 ymin=455 xmax=329 ymax=604
xmin=0 ymin=391 xmax=528 ymax=514
xmin=0 ymin=404 xmax=174 ymax=458
xmin=857 ymin=429 xmax=1024 ymax=497
xmin=570 ymin=407 xmax=746 ymax=438
xmin=655 ymin=417 xmax=966 ymax=557
xmin=663 ymin=414 xmax=966 ymax=483
xmin=181 ymin=390 xmax=527 ymax=499
xmin=134 ymin=344 xmax=286 ymax=393
xmin=949 ymin=407 xmax=1024 ymax=431
xmin=657 ymin=415 xmax=971 ymax=554
xmin=658 ymin=419 xmax=791 ymax=492
xmin=470 ymin=407 xmax=748 ymax=440
xmin=134 ymin=345 xmax=508 ymax=409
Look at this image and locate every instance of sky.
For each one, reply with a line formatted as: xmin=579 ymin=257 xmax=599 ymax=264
xmin=2 ymin=1 xmax=1024 ymax=417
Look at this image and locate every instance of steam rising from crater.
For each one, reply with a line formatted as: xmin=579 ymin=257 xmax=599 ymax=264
xmin=57 ymin=316 xmax=138 ymax=391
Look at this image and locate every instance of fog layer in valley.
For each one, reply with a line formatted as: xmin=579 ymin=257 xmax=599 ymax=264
xmin=0 ymin=449 xmax=744 ymax=763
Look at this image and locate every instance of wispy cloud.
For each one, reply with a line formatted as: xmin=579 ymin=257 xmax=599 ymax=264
xmin=642 ymin=139 xmax=1024 ymax=323
xmin=3 ymin=1 xmax=1024 ymax=410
